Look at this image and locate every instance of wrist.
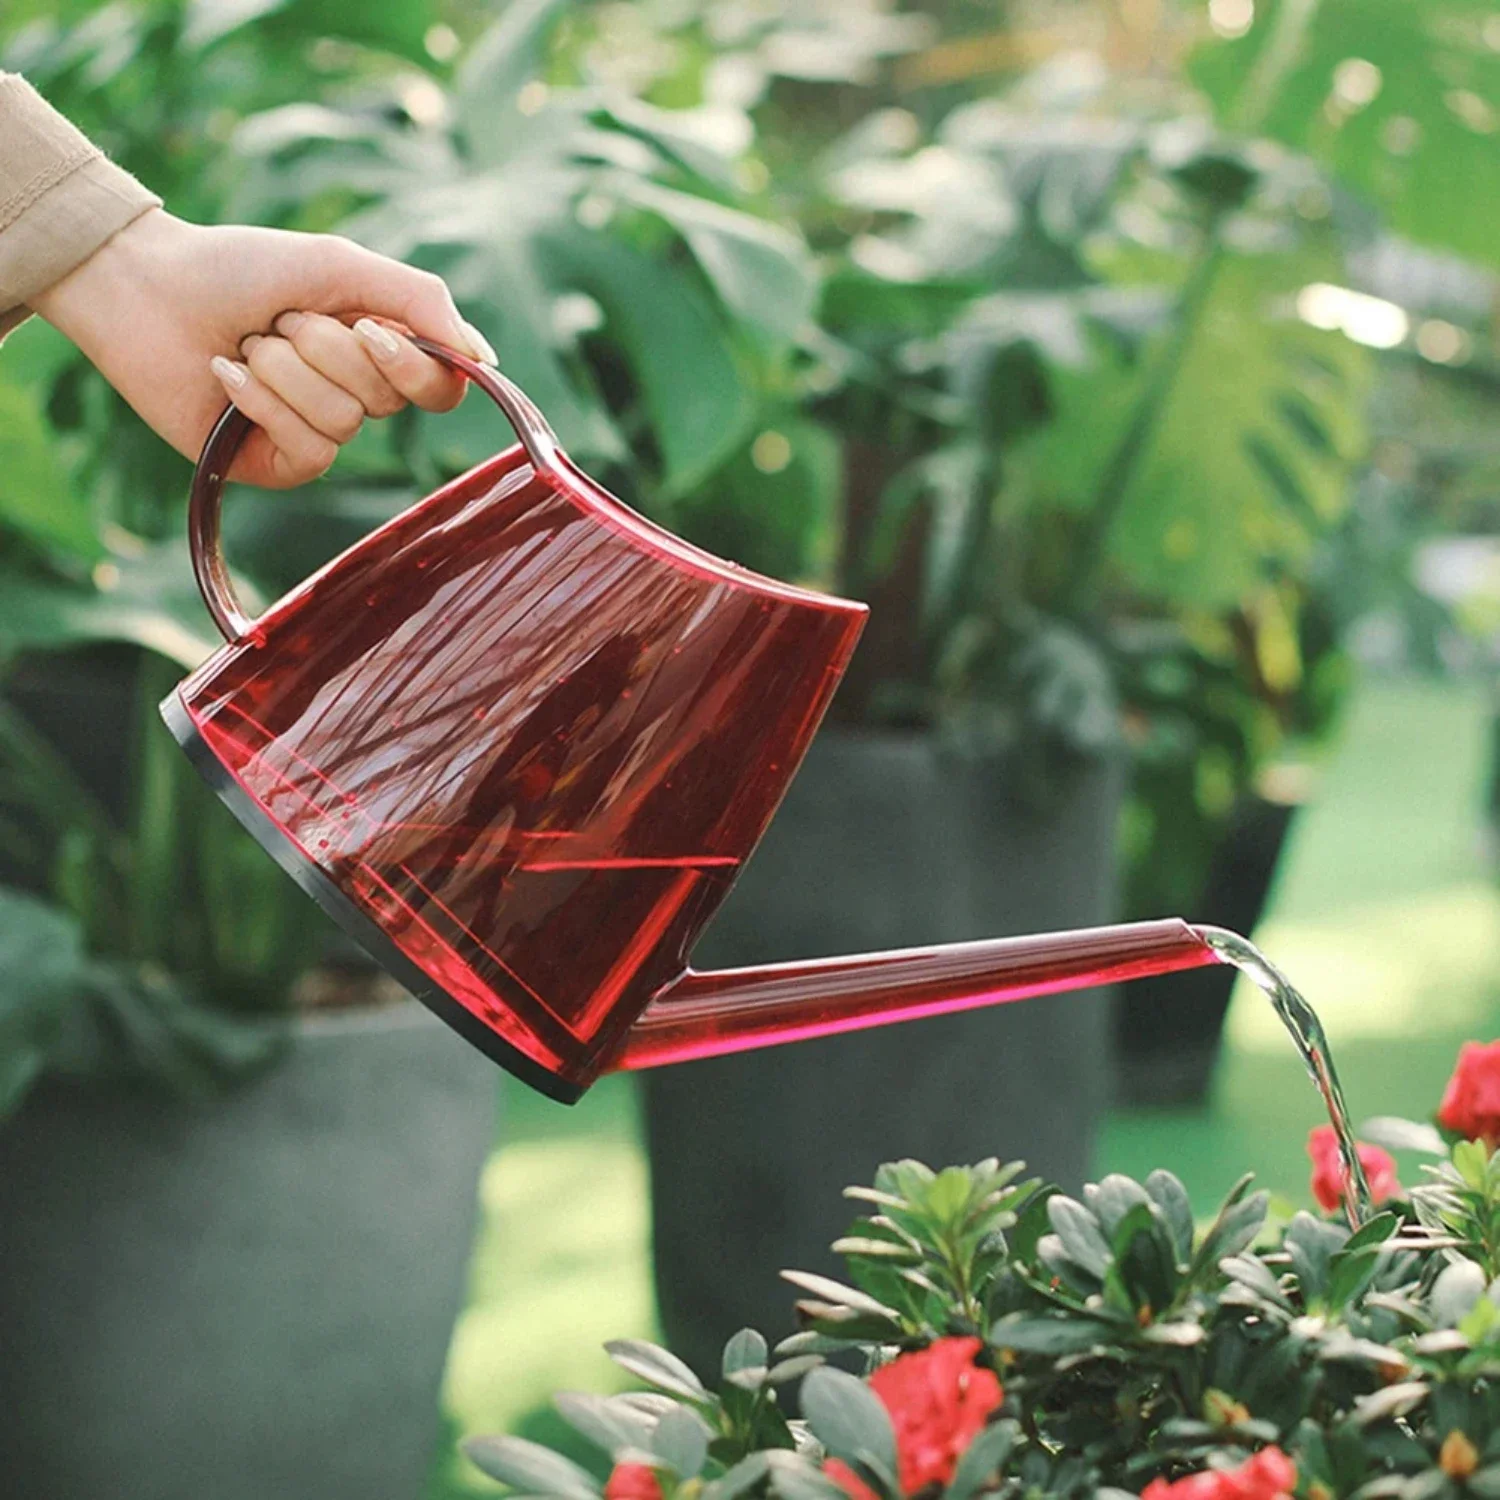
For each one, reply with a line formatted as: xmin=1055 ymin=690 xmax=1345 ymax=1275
xmin=29 ymin=206 xmax=180 ymax=341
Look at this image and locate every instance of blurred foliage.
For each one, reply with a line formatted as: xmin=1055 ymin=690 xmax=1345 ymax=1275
xmin=0 ymin=0 xmax=1498 ymax=1106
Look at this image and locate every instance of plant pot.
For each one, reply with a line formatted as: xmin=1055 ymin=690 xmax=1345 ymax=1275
xmin=0 ymin=1001 xmax=498 ymax=1500
xmin=1114 ymin=790 xmax=1301 ymax=1106
xmin=641 ymin=731 xmax=1123 ymax=1379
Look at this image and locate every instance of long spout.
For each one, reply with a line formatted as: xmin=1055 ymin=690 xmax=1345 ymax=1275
xmin=612 ymin=918 xmax=1219 ymax=1073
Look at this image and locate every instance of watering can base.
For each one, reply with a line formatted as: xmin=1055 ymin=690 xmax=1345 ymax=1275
xmin=159 ymin=691 xmax=588 ymax=1105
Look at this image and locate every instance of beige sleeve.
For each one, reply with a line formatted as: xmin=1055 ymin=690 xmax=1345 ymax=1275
xmin=0 ymin=72 xmax=162 ymax=341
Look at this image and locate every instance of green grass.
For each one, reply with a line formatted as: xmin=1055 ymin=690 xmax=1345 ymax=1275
xmin=428 ymin=675 xmax=1500 ymax=1498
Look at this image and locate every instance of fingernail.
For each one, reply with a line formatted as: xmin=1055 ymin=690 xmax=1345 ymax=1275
xmin=459 ymin=319 xmax=498 ymax=366
xmin=354 ymin=317 xmax=402 ymax=360
xmin=274 ymin=311 xmax=307 ymax=336
xmin=210 ymin=355 xmax=248 ymax=389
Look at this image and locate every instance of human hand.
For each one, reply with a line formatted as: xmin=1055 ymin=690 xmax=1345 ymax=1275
xmin=30 ymin=208 xmax=497 ymax=488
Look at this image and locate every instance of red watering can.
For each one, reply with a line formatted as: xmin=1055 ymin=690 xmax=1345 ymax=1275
xmin=165 ymin=341 xmax=1218 ymax=1103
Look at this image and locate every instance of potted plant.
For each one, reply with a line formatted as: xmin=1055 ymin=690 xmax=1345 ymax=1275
xmin=454 ymin=1037 xmax=1500 ymax=1500
xmin=0 ymin=4 xmax=823 ymax=1492
xmin=617 ymin=0 xmax=1378 ymax=1374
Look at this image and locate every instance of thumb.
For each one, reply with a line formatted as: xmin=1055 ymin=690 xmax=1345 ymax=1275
xmin=304 ymin=236 xmax=495 ymax=363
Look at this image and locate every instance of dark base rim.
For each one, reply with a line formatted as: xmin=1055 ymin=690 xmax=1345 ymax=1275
xmin=159 ymin=691 xmax=585 ymax=1106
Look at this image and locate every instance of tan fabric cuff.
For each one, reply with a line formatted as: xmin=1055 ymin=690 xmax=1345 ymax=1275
xmin=0 ymin=72 xmax=162 ymax=335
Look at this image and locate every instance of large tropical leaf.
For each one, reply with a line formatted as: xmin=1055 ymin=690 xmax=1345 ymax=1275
xmin=0 ymin=538 xmax=233 ymax=669
xmin=1191 ymin=0 xmax=1500 ymax=270
xmin=0 ymin=362 xmax=101 ymax=563
xmin=1015 ymin=246 xmax=1370 ymax=609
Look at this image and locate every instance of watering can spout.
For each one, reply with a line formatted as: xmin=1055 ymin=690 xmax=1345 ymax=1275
xmin=613 ymin=918 xmax=1219 ymax=1074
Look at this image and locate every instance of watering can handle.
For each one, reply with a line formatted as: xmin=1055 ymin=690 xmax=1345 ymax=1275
xmin=187 ymin=335 xmax=564 ymax=644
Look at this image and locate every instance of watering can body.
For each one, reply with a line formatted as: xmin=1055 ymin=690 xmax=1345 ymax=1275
xmin=166 ymin=342 xmax=1215 ymax=1102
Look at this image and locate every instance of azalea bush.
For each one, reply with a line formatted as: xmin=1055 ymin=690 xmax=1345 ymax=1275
xmin=465 ymin=1040 xmax=1500 ymax=1500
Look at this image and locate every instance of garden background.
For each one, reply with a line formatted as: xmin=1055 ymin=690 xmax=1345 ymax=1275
xmin=1 ymin=2 xmax=1499 ymax=1497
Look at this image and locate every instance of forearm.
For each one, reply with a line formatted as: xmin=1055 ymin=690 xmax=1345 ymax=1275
xmin=0 ymin=72 xmax=161 ymax=341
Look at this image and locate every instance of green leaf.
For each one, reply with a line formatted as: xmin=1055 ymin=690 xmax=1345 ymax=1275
xmin=800 ymin=1366 xmax=897 ymax=1481
xmin=1018 ymin=248 xmax=1367 ymax=610
xmin=557 ymin=233 xmax=755 ymax=497
xmin=779 ymin=1272 xmax=903 ymax=1322
xmin=1283 ymin=1210 xmax=1347 ymax=1301
xmin=652 ymin=1406 xmax=711 ymax=1480
xmin=722 ymin=1328 xmax=770 ymax=1390
xmin=1110 ymin=1202 xmax=1180 ymax=1315
xmin=609 ymin=176 xmax=817 ymax=342
xmin=1220 ymin=1252 xmax=1292 ymax=1310
xmin=1360 ymin=1117 xmax=1448 ymax=1156
xmin=676 ymin=416 xmax=840 ymax=583
xmin=605 ymin=1339 xmax=708 ymax=1402
xmin=0 ymin=368 xmax=101 ymax=561
xmin=766 ymin=1355 xmax=823 ymax=1385
xmin=991 ymin=1315 xmax=1116 ymax=1356
xmin=1454 ymin=1139 xmax=1490 ymax=1190
xmin=553 ymin=1393 xmax=655 ymax=1458
xmin=0 ymin=536 xmax=236 ymax=668
xmin=1429 ymin=1260 xmax=1487 ymax=1328
xmin=764 ymin=1451 xmax=851 ymax=1500
xmin=0 ymin=886 xmax=88 ymax=1118
xmin=1192 ymin=1186 xmax=1270 ymax=1278
xmin=455 ymin=0 xmax=569 ymax=162
xmin=1145 ymin=1170 xmax=1195 ymax=1264
xmin=944 ymin=1421 xmax=1015 ymax=1500
xmin=1190 ymin=0 xmax=1500 ymax=270
xmin=705 ymin=1453 xmax=774 ymax=1500
xmin=1091 ymin=1175 xmax=1154 ymax=1241
xmin=462 ymin=1435 xmax=603 ymax=1498
xmin=1351 ymin=1381 xmax=1429 ymax=1428
xmin=1047 ymin=1195 xmax=1113 ymax=1279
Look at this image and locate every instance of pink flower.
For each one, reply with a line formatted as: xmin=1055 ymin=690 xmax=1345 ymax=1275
xmin=1307 ymin=1126 xmax=1400 ymax=1213
xmin=1141 ymin=1447 xmax=1297 ymax=1500
xmin=604 ymin=1463 xmax=663 ymax=1500
xmin=866 ymin=1336 xmax=1003 ymax=1494
xmin=1439 ymin=1041 xmax=1500 ymax=1147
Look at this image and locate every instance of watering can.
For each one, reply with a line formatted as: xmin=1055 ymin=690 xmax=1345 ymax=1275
xmin=164 ymin=340 xmax=1218 ymax=1103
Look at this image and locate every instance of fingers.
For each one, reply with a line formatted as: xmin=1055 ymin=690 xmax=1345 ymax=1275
xmin=351 ymin=319 xmax=467 ymax=412
xmin=307 ymin=237 xmax=497 ymax=365
xmin=271 ymin=312 xmax=405 ymax=417
xmin=209 ymin=355 xmax=338 ymax=489
xmin=240 ymin=332 xmax=365 ymax=443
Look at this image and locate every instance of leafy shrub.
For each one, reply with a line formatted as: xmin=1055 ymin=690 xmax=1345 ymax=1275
xmin=464 ymin=1042 xmax=1500 ymax=1500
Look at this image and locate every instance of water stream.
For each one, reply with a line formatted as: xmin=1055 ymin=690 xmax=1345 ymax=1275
xmin=1193 ymin=924 xmax=1372 ymax=1226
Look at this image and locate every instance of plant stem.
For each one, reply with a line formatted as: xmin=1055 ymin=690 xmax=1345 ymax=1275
xmin=1060 ymin=230 xmax=1226 ymax=613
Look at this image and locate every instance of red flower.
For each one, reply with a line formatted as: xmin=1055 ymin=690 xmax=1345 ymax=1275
xmin=1439 ymin=1041 xmax=1500 ymax=1147
xmin=605 ymin=1463 xmax=663 ymax=1500
xmin=864 ymin=1336 xmax=1003 ymax=1494
xmin=1307 ymin=1126 xmax=1400 ymax=1213
xmin=1141 ymin=1447 xmax=1297 ymax=1500
xmin=824 ymin=1458 xmax=882 ymax=1500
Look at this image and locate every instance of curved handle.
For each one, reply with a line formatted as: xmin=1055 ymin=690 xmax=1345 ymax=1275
xmin=187 ymin=334 xmax=563 ymax=644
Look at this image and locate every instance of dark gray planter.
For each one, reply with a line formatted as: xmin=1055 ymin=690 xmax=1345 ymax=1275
xmin=0 ymin=1002 xmax=498 ymax=1500
xmin=642 ymin=732 xmax=1122 ymax=1380
xmin=1115 ymin=791 xmax=1301 ymax=1106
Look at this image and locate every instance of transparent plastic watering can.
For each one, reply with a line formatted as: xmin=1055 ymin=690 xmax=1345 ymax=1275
xmin=164 ymin=341 xmax=1218 ymax=1103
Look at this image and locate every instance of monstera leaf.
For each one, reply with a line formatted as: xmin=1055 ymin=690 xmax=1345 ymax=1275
xmin=231 ymin=5 xmax=815 ymax=499
xmin=1191 ymin=0 xmax=1500 ymax=270
xmin=1015 ymin=245 xmax=1370 ymax=610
